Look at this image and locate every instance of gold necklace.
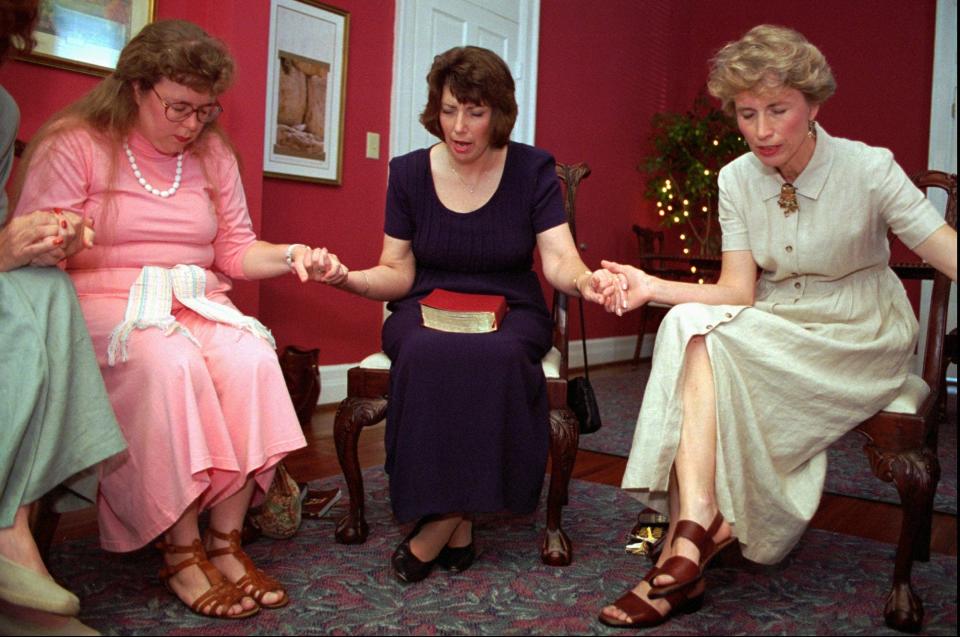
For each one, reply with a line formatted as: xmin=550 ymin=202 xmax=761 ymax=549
xmin=446 ymin=147 xmax=490 ymax=194
xmin=449 ymin=163 xmax=482 ymax=194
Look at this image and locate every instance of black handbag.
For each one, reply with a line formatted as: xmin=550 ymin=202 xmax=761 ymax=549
xmin=567 ymin=296 xmax=602 ymax=434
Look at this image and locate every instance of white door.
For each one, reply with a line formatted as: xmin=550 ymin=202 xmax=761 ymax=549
xmin=390 ymin=0 xmax=540 ymax=159
xmin=917 ymin=0 xmax=957 ymax=381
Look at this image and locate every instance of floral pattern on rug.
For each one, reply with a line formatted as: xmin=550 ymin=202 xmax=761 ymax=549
xmin=582 ymin=366 xmax=957 ymax=514
xmin=51 ymin=470 xmax=956 ymax=636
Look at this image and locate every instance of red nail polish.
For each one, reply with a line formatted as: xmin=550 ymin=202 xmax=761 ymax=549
xmin=61 ymin=220 xmax=68 ymax=228
xmin=54 ymin=237 xmax=64 ymax=245
xmin=54 ymin=207 xmax=62 ymax=214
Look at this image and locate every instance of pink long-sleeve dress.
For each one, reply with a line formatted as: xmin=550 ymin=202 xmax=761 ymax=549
xmin=14 ymin=127 xmax=306 ymax=551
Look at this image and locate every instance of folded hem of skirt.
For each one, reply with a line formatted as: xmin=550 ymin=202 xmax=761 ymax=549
xmin=98 ymin=439 xmax=304 ymax=552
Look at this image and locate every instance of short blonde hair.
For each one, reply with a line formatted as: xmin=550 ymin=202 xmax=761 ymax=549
xmin=707 ymin=25 xmax=836 ymax=115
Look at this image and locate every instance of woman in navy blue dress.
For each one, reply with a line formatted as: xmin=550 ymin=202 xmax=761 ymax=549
xmin=328 ymin=46 xmax=620 ymax=582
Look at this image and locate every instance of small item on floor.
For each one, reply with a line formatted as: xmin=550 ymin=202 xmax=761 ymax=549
xmin=246 ymin=463 xmax=303 ymax=539
xmin=625 ymin=511 xmax=668 ymax=559
xmin=301 ymin=486 xmax=343 ymax=519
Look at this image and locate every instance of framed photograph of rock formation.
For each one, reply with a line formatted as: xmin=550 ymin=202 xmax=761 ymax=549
xmin=263 ymin=0 xmax=349 ymax=184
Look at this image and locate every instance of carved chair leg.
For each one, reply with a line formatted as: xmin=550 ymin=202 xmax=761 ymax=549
xmin=865 ymin=443 xmax=940 ymax=633
xmin=333 ymin=396 xmax=387 ymax=544
xmin=541 ymin=407 xmax=579 ymax=566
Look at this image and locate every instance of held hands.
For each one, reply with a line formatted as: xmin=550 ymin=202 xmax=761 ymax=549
xmin=599 ymin=259 xmax=655 ymax=315
xmin=576 ymin=267 xmax=627 ymax=308
xmin=290 ymin=245 xmax=348 ymax=285
xmin=0 ymin=208 xmax=94 ymax=271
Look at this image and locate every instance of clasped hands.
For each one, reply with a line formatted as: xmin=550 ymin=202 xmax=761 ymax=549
xmin=579 ymin=260 xmax=651 ymax=316
xmin=0 ymin=208 xmax=94 ymax=272
xmin=287 ymin=245 xmax=349 ymax=285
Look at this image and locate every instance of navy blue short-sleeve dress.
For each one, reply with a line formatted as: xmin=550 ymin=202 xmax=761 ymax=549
xmin=381 ymin=141 xmax=567 ymax=523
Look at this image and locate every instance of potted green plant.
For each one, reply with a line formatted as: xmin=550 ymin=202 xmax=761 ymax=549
xmin=640 ymin=93 xmax=748 ymax=256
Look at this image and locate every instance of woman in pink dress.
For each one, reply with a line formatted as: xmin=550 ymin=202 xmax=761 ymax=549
xmin=13 ymin=20 xmax=345 ymax=620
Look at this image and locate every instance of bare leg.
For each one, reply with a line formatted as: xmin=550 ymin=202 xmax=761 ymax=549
xmin=0 ymin=506 xmax=49 ymax=577
xmin=657 ymin=335 xmax=732 ymax=585
xmin=206 ymin=477 xmax=284 ymax=607
xmin=601 ymin=336 xmax=732 ymax=623
xmin=162 ymin=501 xmax=256 ymax=617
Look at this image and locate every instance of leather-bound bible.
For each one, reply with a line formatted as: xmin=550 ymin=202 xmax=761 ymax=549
xmin=419 ymin=289 xmax=508 ymax=334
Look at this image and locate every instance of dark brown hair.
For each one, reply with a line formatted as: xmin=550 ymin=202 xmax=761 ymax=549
xmin=419 ymin=46 xmax=517 ymax=148
xmin=0 ymin=0 xmax=38 ymax=63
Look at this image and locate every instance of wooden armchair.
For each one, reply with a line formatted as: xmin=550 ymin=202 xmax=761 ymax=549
xmin=853 ymin=170 xmax=956 ymax=633
xmin=332 ymin=162 xmax=589 ymax=566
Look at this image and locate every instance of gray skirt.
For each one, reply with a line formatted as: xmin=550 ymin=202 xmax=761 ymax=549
xmin=0 ymin=267 xmax=126 ymax=526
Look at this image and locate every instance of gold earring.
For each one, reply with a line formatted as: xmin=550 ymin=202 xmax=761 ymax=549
xmin=808 ymin=120 xmax=817 ymax=139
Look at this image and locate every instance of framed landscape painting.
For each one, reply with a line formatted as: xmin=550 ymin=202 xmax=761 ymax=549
xmin=17 ymin=0 xmax=155 ymax=76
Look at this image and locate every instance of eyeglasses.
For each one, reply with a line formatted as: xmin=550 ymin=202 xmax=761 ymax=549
xmin=152 ymin=87 xmax=223 ymax=124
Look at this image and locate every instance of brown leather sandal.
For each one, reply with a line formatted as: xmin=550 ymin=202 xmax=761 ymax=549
xmin=647 ymin=511 xmax=735 ymax=599
xmin=206 ymin=527 xmax=290 ymax=609
xmin=156 ymin=538 xmax=259 ymax=619
xmin=598 ymin=569 xmax=705 ymax=628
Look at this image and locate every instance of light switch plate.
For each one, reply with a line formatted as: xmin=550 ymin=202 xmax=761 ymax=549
xmin=365 ymin=132 xmax=380 ymax=159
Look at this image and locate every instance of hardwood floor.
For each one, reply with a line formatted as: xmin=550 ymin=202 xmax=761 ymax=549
xmin=53 ymin=363 xmax=956 ymax=558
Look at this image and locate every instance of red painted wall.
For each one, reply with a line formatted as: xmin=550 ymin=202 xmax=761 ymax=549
xmin=1 ymin=0 xmax=937 ymax=362
xmin=537 ymin=0 xmax=685 ymax=341
xmin=258 ymin=1 xmax=395 ymax=363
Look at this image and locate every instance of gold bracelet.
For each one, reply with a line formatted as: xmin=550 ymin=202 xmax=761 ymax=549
xmin=573 ymin=269 xmax=592 ymax=296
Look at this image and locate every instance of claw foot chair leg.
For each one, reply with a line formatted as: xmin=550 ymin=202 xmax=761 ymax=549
xmin=865 ymin=443 xmax=940 ymax=633
xmin=541 ymin=407 xmax=579 ymax=566
xmin=334 ymin=396 xmax=387 ymax=544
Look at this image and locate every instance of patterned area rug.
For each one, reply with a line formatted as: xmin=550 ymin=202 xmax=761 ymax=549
xmin=52 ymin=470 xmax=956 ymax=635
xmin=581 ymin=365 xmax=958 ymax=515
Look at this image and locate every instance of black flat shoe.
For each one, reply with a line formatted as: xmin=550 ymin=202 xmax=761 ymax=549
xmin=391 ymin=518 xmax=440 ymax=583
xmin=437 ymin=541 xmax=476 ymax=573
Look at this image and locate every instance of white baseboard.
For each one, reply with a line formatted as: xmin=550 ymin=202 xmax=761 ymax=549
xmin=567 ymin=334 xmax=649 ymax=370
xmin=316 ymin=335 xmax=650 ymax=405
xmin=318 ymin=362 xmax=354 ymax=406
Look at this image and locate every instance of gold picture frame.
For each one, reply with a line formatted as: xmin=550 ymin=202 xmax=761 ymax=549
xmin=263 ymin=0 xmax=349 ymax=185
xmin=15 ymin=0 xmax=156 ymax=77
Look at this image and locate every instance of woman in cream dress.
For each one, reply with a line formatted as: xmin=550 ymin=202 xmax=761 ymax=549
xmin=598 ymin=25 xmax=957 ymax=628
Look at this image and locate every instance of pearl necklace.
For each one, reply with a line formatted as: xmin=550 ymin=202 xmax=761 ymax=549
xmin=124 ymin=140 xmax=183 ymax=198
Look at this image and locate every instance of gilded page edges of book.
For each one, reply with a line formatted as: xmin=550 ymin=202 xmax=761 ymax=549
xmin=419 ymin=289 xmax=508 ymax=334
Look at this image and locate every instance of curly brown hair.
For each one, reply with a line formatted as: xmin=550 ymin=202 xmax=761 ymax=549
xmin=62 ymin=19 xmax=235 ymax=141
xmin=419 ymin=46 xmax=517 ymax=148
xmin=0 ymin=0 xmax=39 ymax=63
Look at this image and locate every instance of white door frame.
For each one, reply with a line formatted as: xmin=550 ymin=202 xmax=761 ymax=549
xmin=390 ymin=0 xmax=540 ymax=160
xmin=918 ymin=0 xmax=957 ymax=382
